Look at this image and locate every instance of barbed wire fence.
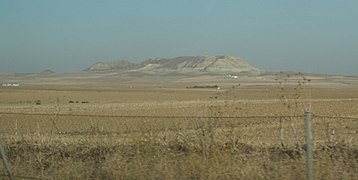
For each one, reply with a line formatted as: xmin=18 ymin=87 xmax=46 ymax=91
xmin=0 ymin=112 xmax=358 ymax=179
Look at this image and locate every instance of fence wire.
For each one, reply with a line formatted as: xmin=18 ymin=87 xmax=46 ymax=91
xmin=0 ymin=112 xmax=357 ymax=144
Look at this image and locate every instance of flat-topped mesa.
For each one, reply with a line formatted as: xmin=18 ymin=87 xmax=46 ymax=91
xmin=86 ymin=55 xmax=262 ymax=75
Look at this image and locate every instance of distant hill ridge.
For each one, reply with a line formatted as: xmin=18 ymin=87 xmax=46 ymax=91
xmin=86 ymin=60 xmax=141 ymax=71
xmin=86 ymin=55 xmax=261 ymax=74
xmin=39 ymin=69 xmax=56 ymax=74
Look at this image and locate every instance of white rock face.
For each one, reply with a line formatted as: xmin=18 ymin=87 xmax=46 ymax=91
xmin=141 ymin=55 xmax=261 ymax=74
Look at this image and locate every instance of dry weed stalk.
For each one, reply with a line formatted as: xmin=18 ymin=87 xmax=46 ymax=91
xmin=275 ymin=72 xmax=311 ymax=148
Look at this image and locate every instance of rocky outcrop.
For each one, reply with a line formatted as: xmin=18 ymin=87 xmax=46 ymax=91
xmin=86 ymin=60 xmax=141 ymax=71
xmin=141 ymin=55 xmax=261 ymax=74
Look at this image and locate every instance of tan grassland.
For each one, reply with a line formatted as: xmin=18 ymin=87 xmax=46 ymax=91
xmin=0 ymin=75 xmax=358 ymax=179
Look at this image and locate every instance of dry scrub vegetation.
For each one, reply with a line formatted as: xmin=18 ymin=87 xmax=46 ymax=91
xmin=1 ymin=78 xmax=358 ymax=179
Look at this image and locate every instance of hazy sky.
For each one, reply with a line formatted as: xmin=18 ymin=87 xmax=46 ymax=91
xmin=1 ymin=0 xmax=357 ymax=75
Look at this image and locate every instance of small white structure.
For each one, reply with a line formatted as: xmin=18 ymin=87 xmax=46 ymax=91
xmin=226 ymin=75 xmax=239 ymax=79
xmin=2 ymin=83 xmax=20 ymax=87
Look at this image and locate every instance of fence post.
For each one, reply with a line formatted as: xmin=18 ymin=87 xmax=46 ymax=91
xmin=305 ymin=109 xmax=313 ymax=180
xmin=0 ymin=139 xmax=14 ymax=180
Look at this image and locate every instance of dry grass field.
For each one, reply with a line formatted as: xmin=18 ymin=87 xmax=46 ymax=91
xmin=1 ymin=76 xmax=358 ymax=179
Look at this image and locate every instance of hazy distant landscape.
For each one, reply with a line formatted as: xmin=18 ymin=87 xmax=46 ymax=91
xmin=1 ymin=1 xmax=358 ymax=179
xmin=1 ymin=55 xmax=357 ymax=87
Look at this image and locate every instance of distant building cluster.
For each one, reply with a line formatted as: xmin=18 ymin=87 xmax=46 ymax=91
xmin=226 ymin=74 xmax=239 ymax=79
xmin=1 ymin=83 xmax=20 ymax=87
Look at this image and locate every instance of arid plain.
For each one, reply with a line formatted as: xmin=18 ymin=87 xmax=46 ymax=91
xmin=1 ymin=72 xmax=358 ymax=179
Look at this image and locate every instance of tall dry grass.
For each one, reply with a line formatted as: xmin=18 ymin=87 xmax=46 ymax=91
xmin=1 ymin=113 xmax=357 ymax=179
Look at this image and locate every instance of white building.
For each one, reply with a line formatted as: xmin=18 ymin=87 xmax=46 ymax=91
xmin=226 ymin=75 xmax=239 ymax=79
xmin=1 ymin=83 xmax=20 ymax=87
